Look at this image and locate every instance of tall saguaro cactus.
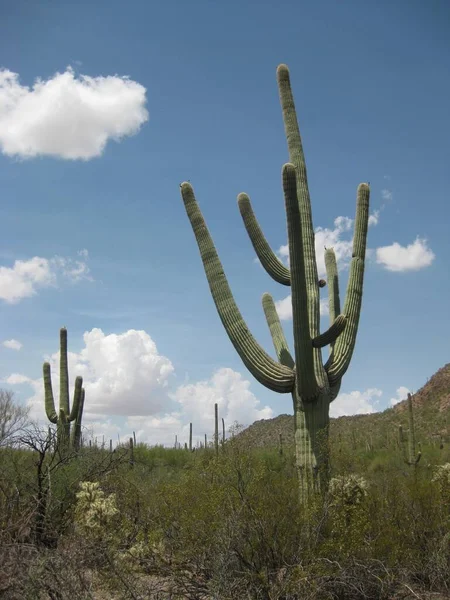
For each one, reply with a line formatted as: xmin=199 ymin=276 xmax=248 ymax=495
xmin=399 ymin=392 xmax=422 ymax=466
xmin=43 ymin=328 xmax=85 ymax=452
xmin=180 ymin=64 xmax=370 ymax=502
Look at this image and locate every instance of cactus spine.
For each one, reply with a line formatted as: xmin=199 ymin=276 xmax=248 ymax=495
xmin=43 ymin=328 xmax=85 ymax=452
xmin=399 ymin=392 xmax=421 ymax=466
xmin=180 ymin=65 xmax=369 ymax=502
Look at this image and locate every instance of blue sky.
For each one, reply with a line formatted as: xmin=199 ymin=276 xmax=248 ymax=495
xmin=0 ymin=0 xmax=449 ymax=446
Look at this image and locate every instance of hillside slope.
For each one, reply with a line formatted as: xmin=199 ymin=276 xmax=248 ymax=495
xmin=236 ymin=363 xmax=450 ymax=450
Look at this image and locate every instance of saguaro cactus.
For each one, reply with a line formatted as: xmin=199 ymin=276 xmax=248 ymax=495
xmin=180 ymin=64 xmax=370 ymax=502
xmin=214 ymin=403 xmax=219 ymax=457
xmin=399 ymin=392 xmax=421 ymax=466
xmin=43 ymin=328 xmax=85 ymax=452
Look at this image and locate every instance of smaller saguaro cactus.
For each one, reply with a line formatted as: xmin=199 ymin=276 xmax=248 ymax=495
xmin=214 ymin=403 xmax=219 ymax=456
xmin=399 ymin=392 xmax=421 ymax=466
xmin=189 ymin=422 xmax=193 ymax=452
xmin=129 ymin=437 xmax=135 ymax=468
xmin=222 ymin=417 xmax=225 ymax=449
xmin=43 ymin=328 xmax=85 ymax=452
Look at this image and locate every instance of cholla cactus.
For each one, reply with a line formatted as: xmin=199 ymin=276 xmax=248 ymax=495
xmin=328 ymin=474 xmax=369 ymax=507
xmin=75 ymin=481 xmax=118 ymax=533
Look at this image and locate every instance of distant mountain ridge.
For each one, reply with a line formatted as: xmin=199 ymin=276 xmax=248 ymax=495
xmin=236 ymin=363 xmax=450 ymax=450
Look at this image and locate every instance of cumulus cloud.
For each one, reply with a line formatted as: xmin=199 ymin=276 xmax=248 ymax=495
xmin=275 ymin=294 xmax=328 ymax=321
xmin=381 ymin=188 xmax=393 ymax=202
xmin=376 ymin=237 xmax=435 ymax=272
xmin=174 ymin=367 xmax=273 ymax=432
xmin=368 ymin=210 xmax=380 ymax=227
xmin=62 ymin=328 xmax=174 ymax=417
xmin=390 ymin=386 xmax=410 ymax=407
xmin=0 ymin=66 xmax=148 ymax=160
xmin=3 ymin=339 xmax=22 ymax=350
xmin=6 ymin=328 xmax=271 ymax=446
xmin=330 ymin=387 xmax=382 ymax=418
xmin=4 ymin=373 xmax=32 ymax=385
xmin=0 ymin=250 xmax=91 ymax=303
xmin=277 ymin=214 xmax=355 ymax=278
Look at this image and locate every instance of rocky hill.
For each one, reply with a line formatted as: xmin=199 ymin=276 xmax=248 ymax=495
xmin=236 ymin=363 xmax=450 ymax=451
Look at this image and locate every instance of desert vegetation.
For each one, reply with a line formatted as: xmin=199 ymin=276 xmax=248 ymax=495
xmin=0 ymin=393 xmax=449 ymax=599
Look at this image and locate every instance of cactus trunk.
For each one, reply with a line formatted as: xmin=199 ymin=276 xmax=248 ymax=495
xmin=294 ymin=391 xmax=330 ymax=501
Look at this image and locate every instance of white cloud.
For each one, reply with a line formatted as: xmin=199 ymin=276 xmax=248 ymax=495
xmin=390 ymin=386 xmax=410 ymax=407
xmin=275 ymin=294 xmax=328 ymax=321
xmin=0 ymin=251 xmax=91 ymax=303
xmin=0 ymin=66 xmax=148 ymax=160
xmin=10 ymin=329 xmax=174 ymax=422
xmin=4 ymin=373 xmax=32 ymax=385
xmin=274 ymin=295 xmax=292 ymax=321
xmin=333 ymin=216 xmax=353 ymax=232
xmin=381 ymin=188 xmax=393 ymax=202
xmin=173 ymin=367 xmax=273 ymax=432
xmin=368 ymin=210 xmax=379 ymax=227
xmin=331 ymin=387 xmax=382 ymax=418
xmin=7 ymin=328 xmax=271 ymax=446
xmin=65 ymin=328 xmax=174 ymax=417
xmin=376 ymin=237 xmax=435 ymax=272
xmin=278 ymin=214 xmax=355 ymax=278
xmin=3 ymin=339 xmax=22 ymax=350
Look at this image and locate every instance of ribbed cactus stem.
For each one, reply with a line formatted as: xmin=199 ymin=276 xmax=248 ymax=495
xmin=70 ymin=388 xmax=85 ymax=451
xmin=214 ymin=403 xmax=219 ymax=456
xmin=189 ymin=422 xmax=193 ymax=452
xmin=399 ymin=393 xmax=422 ymax=466
xmin=238 ymin=193 xmax=291 ymax=285
xmin=129 ymin=437 xmax=134 ymax=468
xmin=59 ymin=328 xmax=70 ymax=439
xmin=222 ymin=417 xmax=225 ymax=448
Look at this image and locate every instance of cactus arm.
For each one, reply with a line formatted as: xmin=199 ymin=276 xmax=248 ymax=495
xmin=59 ymin=328 xmax=70 ymax=416
xmin=283 ymin=164 xmax=321 ymax=398
xmin=70 ymin=388 xmax=85 ymax=451
xmin=324 ymin=248 xmax=341 ymax=326
xmin=312 ymin=314 xmax=347 ymax=348
xmin=325 ymin=183 xmax=370 ymax=386
xmin=181 ymin=182 xmax=295 ymax=393
xmin=43 ymin=362 xmax=58 ymax=424
xmin=261 ymin=292 xmax=295 ymax=368
xmin=277 ymin=65 xmax=321 ymax=345
xmin=237 ymin=193 xmax=291 ymax=285
xmin=69 ymin=376 xmax=83 ymax=421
